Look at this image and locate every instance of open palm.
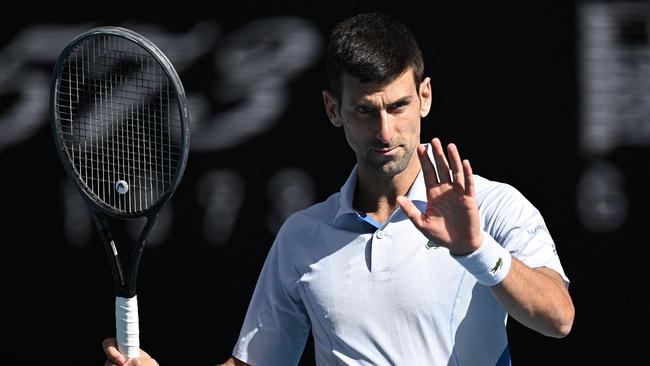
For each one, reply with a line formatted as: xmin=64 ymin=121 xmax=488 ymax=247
xmin=397 ymin=138 xmax=482 ymax=256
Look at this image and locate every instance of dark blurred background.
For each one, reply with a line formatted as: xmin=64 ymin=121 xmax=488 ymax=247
xmin=2 ymin=1 xmax=647 ymax=364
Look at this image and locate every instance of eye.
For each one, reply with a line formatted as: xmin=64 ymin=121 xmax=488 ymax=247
xmin=355 ymin=105 xmax=374 ymax=114
xmin=388 ymin=100 xmax=409 ymax=113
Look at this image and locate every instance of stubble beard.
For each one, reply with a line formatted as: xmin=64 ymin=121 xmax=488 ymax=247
xmin=361 ymin=142 xmax=418 ymax=181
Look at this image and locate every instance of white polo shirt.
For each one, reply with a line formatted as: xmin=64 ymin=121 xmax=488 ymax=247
xmin=233 ymin=145 xmax=569 ymax=366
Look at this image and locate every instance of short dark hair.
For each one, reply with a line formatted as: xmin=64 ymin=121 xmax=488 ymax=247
xmin=326 ymin=12 xmax=425 ymax=100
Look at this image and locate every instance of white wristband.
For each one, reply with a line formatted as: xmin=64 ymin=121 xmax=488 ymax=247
xmin=451 ymin=233 xmax=512 ymax=286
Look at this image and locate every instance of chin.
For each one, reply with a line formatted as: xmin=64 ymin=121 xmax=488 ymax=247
xmin=378 ymin=162 xmax=409 ymax=178
xmin=360 ymin=152 xmax=409 ymax=177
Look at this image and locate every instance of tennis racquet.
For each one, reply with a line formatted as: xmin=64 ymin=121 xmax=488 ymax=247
xmin=50 ymin=26 xmax=190 ymax=359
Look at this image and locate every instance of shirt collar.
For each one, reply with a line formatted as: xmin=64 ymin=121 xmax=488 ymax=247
xmin=333 ymin=143 xmax=431 ymax=224
xmin=333 ymin=165 xmax=359 ymax=222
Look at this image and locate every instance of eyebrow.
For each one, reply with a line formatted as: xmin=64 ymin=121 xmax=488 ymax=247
xmin=388 ymin=97 xmax=412 ymax=107
xmin=353 ymin=96 xmax=413 ymax=109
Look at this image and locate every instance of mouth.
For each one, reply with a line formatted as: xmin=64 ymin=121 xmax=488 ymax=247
xmin=372 ymin=146 xmax=399 ymax=156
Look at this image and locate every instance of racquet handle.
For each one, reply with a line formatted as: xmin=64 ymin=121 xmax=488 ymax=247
xmin=116 ymin=296 xmax=140 ymax=359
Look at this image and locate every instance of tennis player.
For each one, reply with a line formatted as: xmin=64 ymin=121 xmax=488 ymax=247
xmin=104 ymin=11 xmax=574 ymax=366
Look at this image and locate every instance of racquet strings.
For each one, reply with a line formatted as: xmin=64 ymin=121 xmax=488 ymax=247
xmin=54 ymin=34 xmax=183 ymax=215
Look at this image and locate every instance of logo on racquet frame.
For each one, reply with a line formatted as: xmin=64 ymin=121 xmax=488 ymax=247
xmin=116 ymin=180 xmax=129 ymax=194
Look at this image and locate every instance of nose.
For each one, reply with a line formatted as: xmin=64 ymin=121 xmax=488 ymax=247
xmin=376 ymin=111 xmax=393 ymax=143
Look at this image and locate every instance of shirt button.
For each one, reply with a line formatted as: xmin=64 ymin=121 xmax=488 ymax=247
xmin=376 ymin=230 xmax=384 ymax=239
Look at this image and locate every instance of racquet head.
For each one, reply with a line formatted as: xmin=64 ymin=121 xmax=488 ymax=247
xmin=51 ymin=26 xmax=190 ymax=219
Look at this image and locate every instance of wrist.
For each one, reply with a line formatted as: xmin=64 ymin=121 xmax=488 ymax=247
xmin=450 ymin=232 xmax=512 ymax=286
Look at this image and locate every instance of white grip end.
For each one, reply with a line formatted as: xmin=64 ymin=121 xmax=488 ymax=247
xmin=116 ymin=295 xmax=140 ymax=359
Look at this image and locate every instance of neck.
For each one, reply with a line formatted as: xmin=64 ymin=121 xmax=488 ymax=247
xmin=354 ymin=157 xmax=421 ymax=224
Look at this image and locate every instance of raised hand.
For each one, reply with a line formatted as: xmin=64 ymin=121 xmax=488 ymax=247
xmin=396 ymin=138 xmax=482 ymax=256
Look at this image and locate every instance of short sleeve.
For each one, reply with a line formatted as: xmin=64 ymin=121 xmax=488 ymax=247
xmin=232 ymin=235 xmax=311 ymax=365
xmin=478 ymin=181 xmax=570 ymax=286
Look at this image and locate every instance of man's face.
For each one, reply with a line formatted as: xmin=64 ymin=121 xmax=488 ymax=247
xmin=326 ymin=68 xmax=431 ymax=180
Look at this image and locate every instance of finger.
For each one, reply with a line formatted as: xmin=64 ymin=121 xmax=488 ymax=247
xmin=396 ymin=195 xmax=425 ymax=229
xmin=137 ymin=350 xmax=157 ymax=364
xmin=430 ymin=138 xmax=451 ymax=183
xmin=138 ymin=350 xmax=151 ymax=359
xmin=124 ymin=350 xmax=159 ymax=366
xmin=463 ymin=159 xmax=475 ymax=196
xmin=416 ymin=144 xmax=439 ymax=189
xmin=446 ymin=143 xmax=465 ymax=190
xmin=103 ymin=337 xmax=126 ymax=365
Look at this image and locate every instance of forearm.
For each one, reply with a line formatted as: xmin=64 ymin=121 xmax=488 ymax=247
xmin=491 ymin=257 xmax=574 ymax=338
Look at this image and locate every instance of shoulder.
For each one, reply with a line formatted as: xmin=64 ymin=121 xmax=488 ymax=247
xmin=473 ymin=174 xmax=550 ymax=239
xmin=259 ymin=192 xmax=342 ymax=278
xmin=473 ymin=174 xmax=532 ymax=209
xmin=270 ymin=192 xmax=340 ymax=258
xmin=473 ymin=174 xmax=546 ymax=228
xmin=279 ymin=193 xmax=339 ymax=236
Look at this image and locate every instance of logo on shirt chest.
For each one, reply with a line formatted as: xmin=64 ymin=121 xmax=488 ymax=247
xmin=425 ymin=240 xmax=440 ymax=249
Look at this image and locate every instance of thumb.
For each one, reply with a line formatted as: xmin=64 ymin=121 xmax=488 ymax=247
xmin=396 ymin=195 xmax=425 ymax=229
xmin=102 ymin=337 xmax=126 ymax=365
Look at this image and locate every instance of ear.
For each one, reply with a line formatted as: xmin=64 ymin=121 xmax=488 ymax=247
xmin=322 ymin=90 xmax=342 ymax=127
xmin=419 ymin=77 xmax=432 ymax=118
